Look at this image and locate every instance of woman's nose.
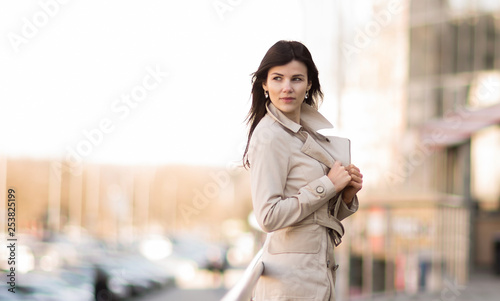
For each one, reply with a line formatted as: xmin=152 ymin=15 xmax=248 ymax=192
xmin=282 ymin=80 xmax=293 ymax=93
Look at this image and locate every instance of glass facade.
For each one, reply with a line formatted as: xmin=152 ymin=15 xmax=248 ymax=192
xmin=343 ymin=1 xmax=500 ymax=299
xmin=409 ymin=2 xmax=500 ymax=127
xmin=407 ymin=0 xmax=500 ymax=287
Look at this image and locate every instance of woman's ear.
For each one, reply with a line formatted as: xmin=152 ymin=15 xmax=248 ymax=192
xmin=262 ymin=82 xmax=267 ymax=91
xmin=307 ymin=81 xmax=312 ymax=90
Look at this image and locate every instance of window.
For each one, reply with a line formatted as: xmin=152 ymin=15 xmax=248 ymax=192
xmin=455 ymin=20 xmax=474 ymax=73
xmin=410 ymin=26 xmax=430 ymax=78
xmin=439 ymin=22 xmax=457 ymax=75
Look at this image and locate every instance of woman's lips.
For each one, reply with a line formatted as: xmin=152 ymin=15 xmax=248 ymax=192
xmin=281 ymin=97 xmax=295 ymax=103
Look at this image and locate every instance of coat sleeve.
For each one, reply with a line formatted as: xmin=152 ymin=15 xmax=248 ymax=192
xmin=248 ymin=127 xmax=338 ymax=233
xmin=334 ymin=194 xmax=359 ymax=221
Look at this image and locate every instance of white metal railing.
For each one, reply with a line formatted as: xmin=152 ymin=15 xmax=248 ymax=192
xmin=221 ymin=249 xmax=264 ymax=301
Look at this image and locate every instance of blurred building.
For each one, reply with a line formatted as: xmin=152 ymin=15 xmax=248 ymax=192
xmin=335 ymin=0 xmax=500 ymax=299
xmin=0 ymin=157 xmax=251 ymax=244
xmin=408 ymin=0 xmax=500 ymax=274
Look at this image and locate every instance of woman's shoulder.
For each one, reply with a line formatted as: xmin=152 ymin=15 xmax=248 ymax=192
xmin=248 ymin=114 xmax=295 ymax=157
xmin=251 ymin=114 xmax=293 ymax=144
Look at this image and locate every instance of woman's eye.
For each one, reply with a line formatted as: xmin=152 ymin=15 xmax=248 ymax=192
xmin=292 ymin=77 xmax=303 ymax=81
xmin=273 ymin=76 xmax=282 ymax=81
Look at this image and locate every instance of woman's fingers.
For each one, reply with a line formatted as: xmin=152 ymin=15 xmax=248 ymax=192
xmin=350 ymin=173 xmax=363 ymax=183
xmin=346 ymin=164 xmax=363 ymax=186
xmin=347 ymin=164 xmax=360 ymax=175
xmin=347 ymin=164 xmax=359 ymax=171
xmin=327 ymin=161 xmax=352 ymax=191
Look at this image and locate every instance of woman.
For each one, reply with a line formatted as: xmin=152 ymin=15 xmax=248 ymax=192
xmin=243 ymin=40 xmax=363 ymax=300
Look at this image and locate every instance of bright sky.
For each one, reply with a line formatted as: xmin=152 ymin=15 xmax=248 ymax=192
xmin=0 ymin=0 xmax=349 ymax=167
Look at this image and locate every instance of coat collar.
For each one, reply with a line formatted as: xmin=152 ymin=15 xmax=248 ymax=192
xmin=266 ymin=101 xmax=344 ymax=169
xmin=266 ymin=102 xmax=333 ymax=134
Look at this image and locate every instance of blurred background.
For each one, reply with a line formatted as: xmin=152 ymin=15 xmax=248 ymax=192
xmin=1 ymin=0 xmax=500 ymax=300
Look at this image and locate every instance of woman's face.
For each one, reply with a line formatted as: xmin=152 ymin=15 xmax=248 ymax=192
xmin=263 ymin=60 xmax=312 ymax=123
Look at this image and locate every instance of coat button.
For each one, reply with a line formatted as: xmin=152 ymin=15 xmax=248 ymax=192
xmin=316 ymin=186 xmax=325 ymax=194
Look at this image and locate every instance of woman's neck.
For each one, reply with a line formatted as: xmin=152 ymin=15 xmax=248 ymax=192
xmin=283 ymin=110 xmax=301 ymax=125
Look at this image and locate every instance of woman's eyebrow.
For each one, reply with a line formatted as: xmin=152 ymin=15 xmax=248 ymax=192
xmin=269 ymin=72 xmax=305 ymax=77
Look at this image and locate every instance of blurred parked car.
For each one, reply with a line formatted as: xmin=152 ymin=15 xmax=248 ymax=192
xmin=169 ymin=235 xmax=228 ymax=273
xmin=0 ymin=270 xmax=94 ymax=301
xmin=93 ymin=252 xmax=175 ymax=300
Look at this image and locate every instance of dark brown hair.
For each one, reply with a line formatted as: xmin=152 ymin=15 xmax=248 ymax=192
xmin=242 ymin=40 xmax=324 ymax=168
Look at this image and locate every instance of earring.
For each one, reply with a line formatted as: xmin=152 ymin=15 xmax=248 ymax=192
xmin=264 ymin=90 xmax=269 ymax=98
xmin=305 ymin=91 xmax=309 ymax=99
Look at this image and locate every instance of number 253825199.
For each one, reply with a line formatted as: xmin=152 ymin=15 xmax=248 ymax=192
xmin=7 ymin=189 xmax=16 ymax=237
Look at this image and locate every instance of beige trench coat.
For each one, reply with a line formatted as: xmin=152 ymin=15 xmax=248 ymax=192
xmin=248 ymin=102 xmax=359 ymax=301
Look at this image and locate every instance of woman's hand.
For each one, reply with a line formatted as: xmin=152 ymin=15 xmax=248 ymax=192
xmin=327 ymin=161 xmax=351 ymax=192
xmin=342 ymin=164 xmax=363 ymax=204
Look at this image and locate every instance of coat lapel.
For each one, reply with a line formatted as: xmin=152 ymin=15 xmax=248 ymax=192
xmin=300 ymin=132 xmax=351 ymax=168
xmin=265 ymin=102 xmax=351 ymax=167
xmin=321 ymin=135 xmax=351 ymax=167
xmin=300 ymin=133 xmax=335 ymax=168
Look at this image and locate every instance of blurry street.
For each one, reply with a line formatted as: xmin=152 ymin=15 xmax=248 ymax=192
xmin=126 ymin=270 xmax=500 ymax=301
xmin=126 ymin=268 xmax=240 ymax=301
xmin=353 ymin=270 xmax=500 ymax=301
xmin=127 ymin=287 xmax=227 ymax=301
xmin=0 ymin=231 xmax=247 ymax=301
